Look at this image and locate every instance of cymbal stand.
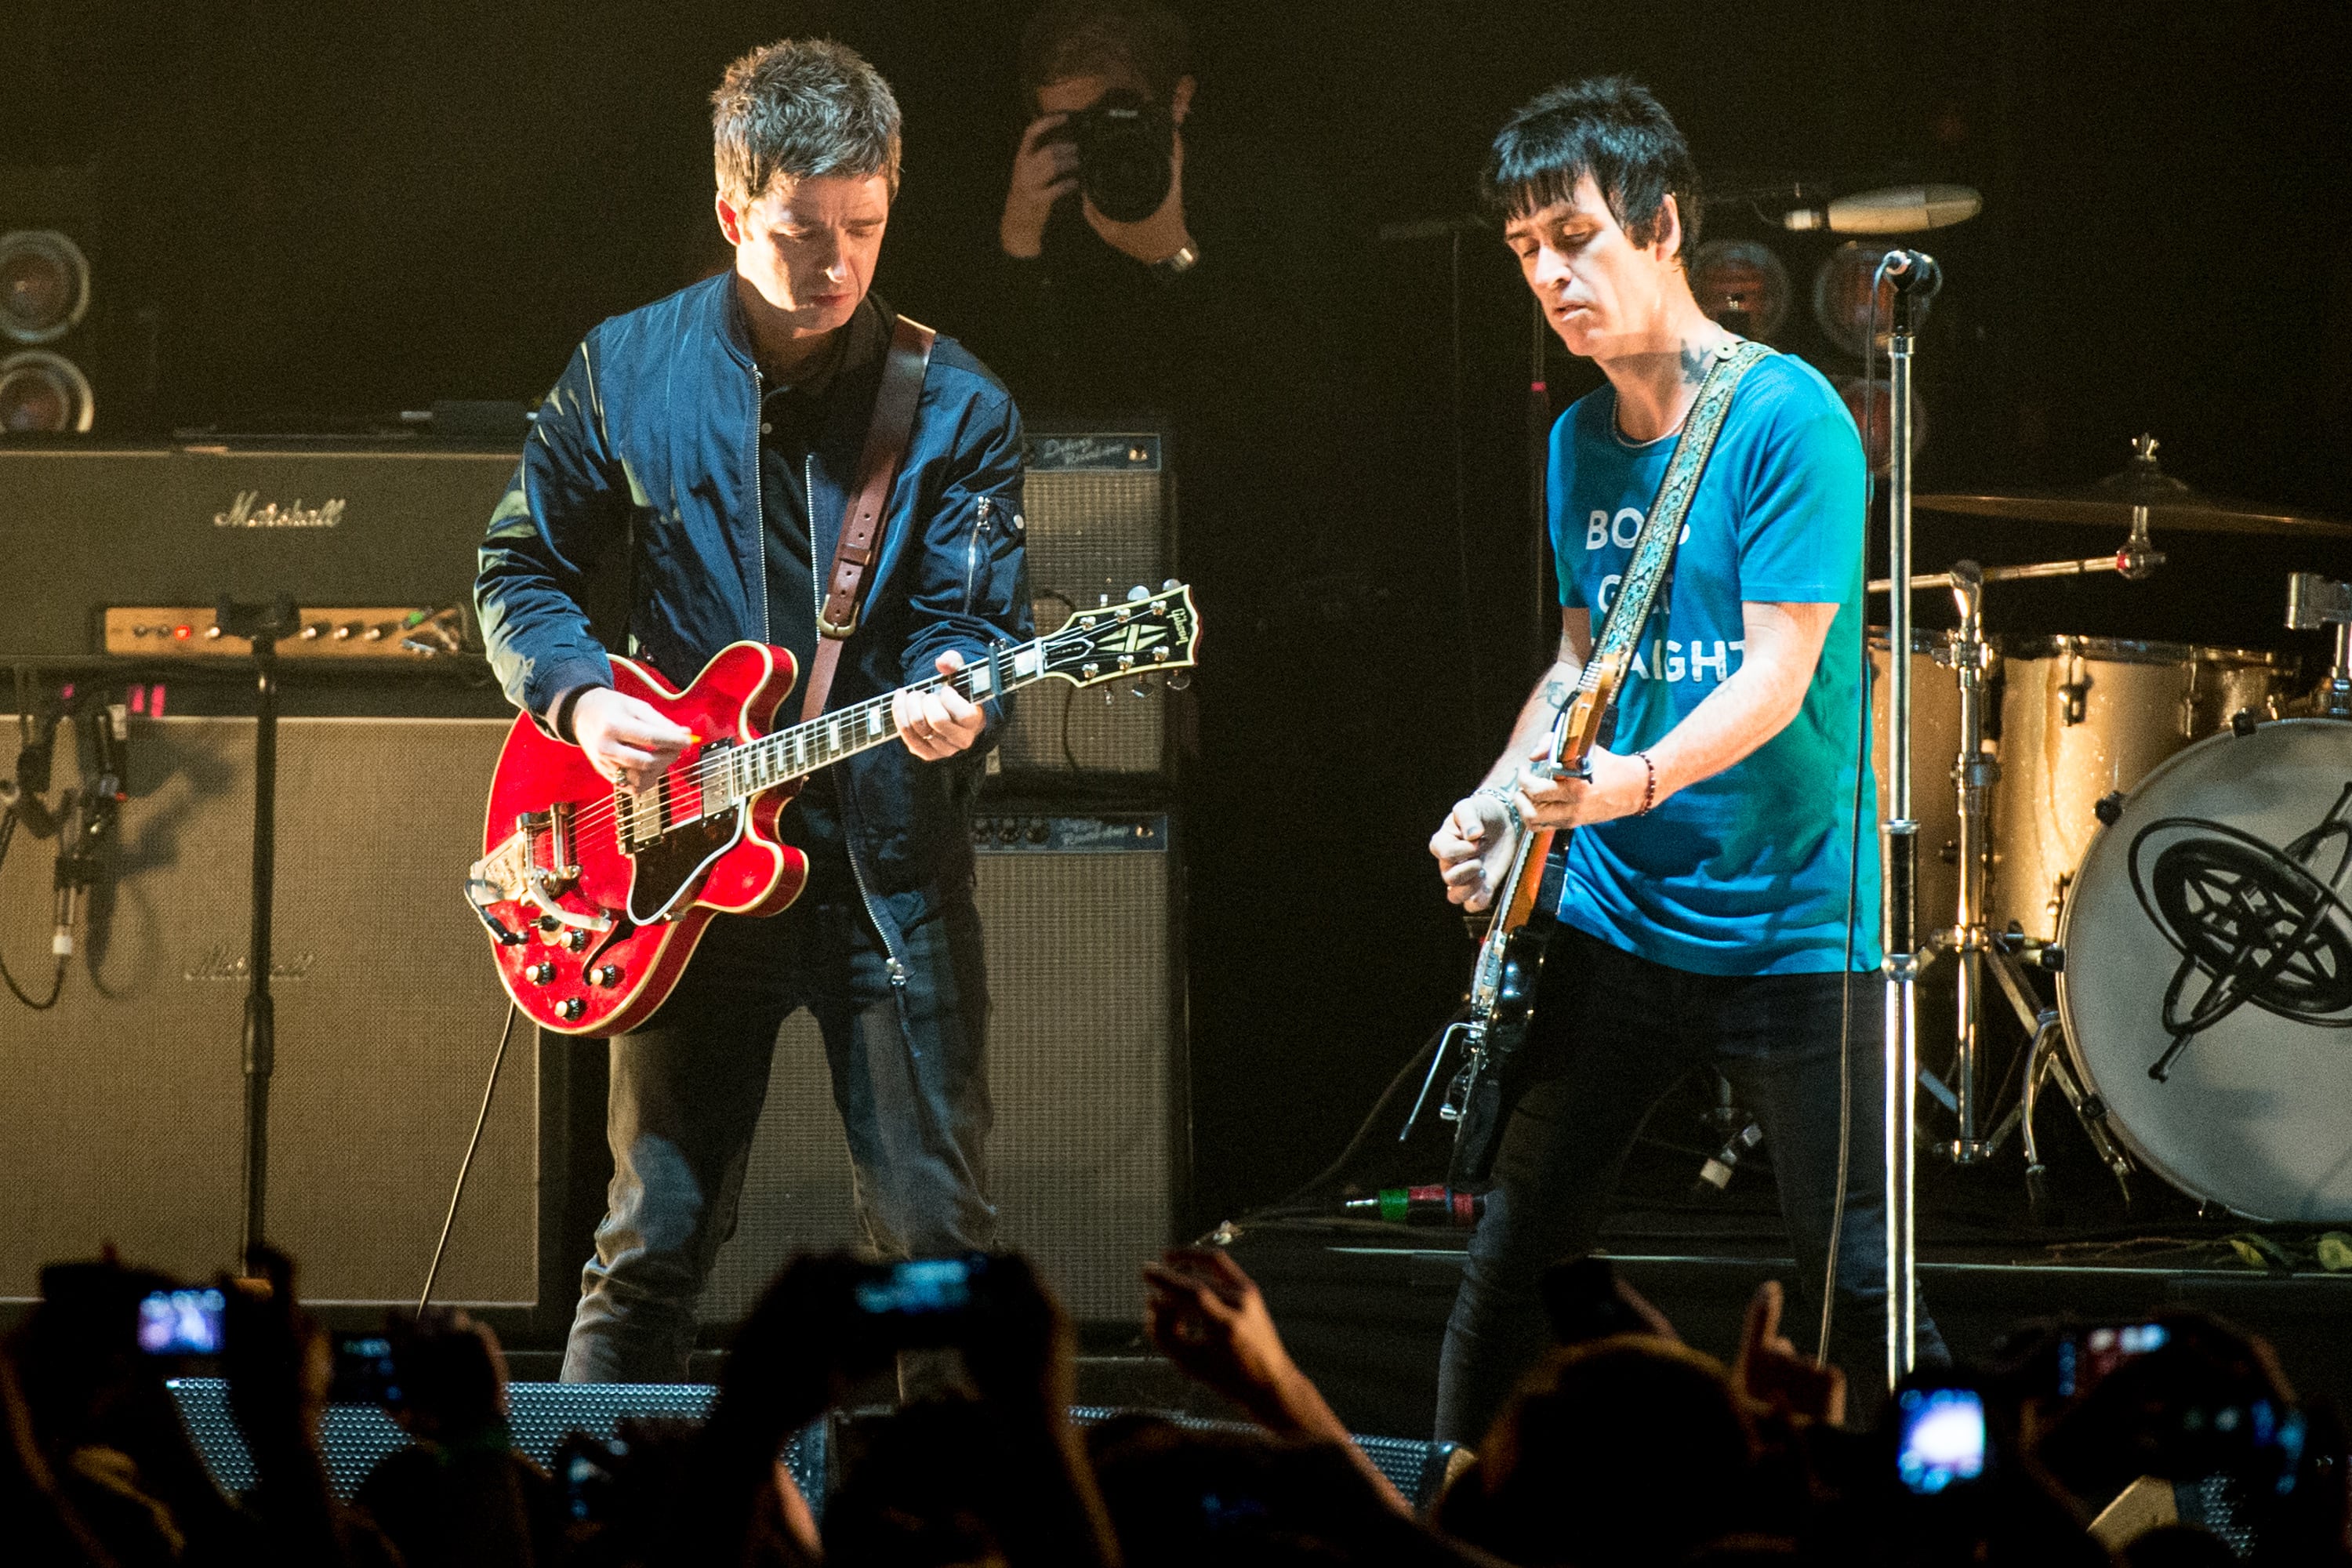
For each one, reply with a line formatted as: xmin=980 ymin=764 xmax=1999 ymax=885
xmin=1871 ymin=550 xmax=2160 ymax=1205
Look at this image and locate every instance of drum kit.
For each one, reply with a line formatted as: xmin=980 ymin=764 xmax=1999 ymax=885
xmin=1872 ymin=437 xmax=2352 ymax=1222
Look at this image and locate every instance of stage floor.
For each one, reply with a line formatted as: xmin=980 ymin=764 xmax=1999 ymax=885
xmin=1222 ymin=1216 xmax=2352 ymax=1440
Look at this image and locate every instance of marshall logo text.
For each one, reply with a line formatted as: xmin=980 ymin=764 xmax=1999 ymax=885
xmin=184 ymin=946 xmax=318 ymax=982
xmin=214 ymin=489 xmax=346 ymax=529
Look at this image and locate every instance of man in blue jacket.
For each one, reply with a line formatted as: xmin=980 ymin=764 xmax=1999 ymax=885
xmin=476 ymin=38 xmax=1030 ymax=1381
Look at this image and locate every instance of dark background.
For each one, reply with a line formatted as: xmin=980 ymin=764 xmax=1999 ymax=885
xmin=8 ymin=0 xmax=2350 ymax=1236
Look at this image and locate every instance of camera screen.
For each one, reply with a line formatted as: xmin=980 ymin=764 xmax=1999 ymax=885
xmin=332 ymin=1334 xmax=403 ymax=1405
xmin=136 ymin=1288 xmax=226 ymax=1356
xmin=854 ymin=1258 xmax=976 ymax=1318
xmin=1896 ymin=1386 xmax=1987 ymax=1495
xmin=2056 ymin=1321 xmax=2169 ymax=1398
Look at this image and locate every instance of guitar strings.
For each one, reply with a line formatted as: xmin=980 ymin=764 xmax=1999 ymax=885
xmin=511 ymin=602 xmax=1185 ymax=875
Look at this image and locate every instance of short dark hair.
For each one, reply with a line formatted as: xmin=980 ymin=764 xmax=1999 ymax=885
xmin=711 ymin=38 xmax=902 ymax=206
xmin=1483 ymin=76 xmax=1702 ymax=267
xmin=1017 ymin=0 xmax=1190 ymax=106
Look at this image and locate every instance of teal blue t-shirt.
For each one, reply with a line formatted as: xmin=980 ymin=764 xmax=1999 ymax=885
xmin=1549 ymin=351 xmax=1878 ymax=976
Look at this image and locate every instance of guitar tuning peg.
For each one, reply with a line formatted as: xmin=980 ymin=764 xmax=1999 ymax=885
xmin=1167 ymin=670 xmax=1191 ymax=691
xmin=1127 ymin=585 xmax=1149 ymax=602
xmin=1129 ymin=682 xmax=1150 ymax=699
xmin=1162 ymin=579 xmax=1180 ymax=592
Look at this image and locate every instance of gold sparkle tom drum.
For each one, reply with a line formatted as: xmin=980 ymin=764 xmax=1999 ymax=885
xmin=1991 ymin=637 xmax=2286 ymax=939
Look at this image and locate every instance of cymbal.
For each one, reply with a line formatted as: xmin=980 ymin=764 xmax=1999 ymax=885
xmin=1916 ymin=434 xmax=2352 ymax=539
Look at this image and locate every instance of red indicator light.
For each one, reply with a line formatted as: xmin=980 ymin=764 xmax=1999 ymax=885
xmin=172 ymin=624 xmax=193 ymax=640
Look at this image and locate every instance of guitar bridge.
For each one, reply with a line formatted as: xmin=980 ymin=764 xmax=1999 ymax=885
xmin=465 ymin=805 xmax=610 ymax=933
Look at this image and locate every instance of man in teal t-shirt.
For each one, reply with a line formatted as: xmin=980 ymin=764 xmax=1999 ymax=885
xmin=1427 ymin=77 xmax=1944 ymax=1442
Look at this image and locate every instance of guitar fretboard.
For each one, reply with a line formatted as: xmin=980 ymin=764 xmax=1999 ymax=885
xmin=618 ymin=641 xmax=1052 ymax=842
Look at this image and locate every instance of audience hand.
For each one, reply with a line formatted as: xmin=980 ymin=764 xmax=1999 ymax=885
xmin=1143 ymin=1247 xmax=1302 ymax=1421
xmin=1734 ymin=1279 xmax=1846 ymax=1428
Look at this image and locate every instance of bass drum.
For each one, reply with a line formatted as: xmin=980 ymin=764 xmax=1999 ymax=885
xmin=2057 ymin=719 xmax=2352 ymax=1219
xmin=1992 ymin=637 xmax=2285 ymax=939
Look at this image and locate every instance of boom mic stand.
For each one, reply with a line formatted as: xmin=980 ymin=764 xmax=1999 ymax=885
xmin=218 ymin=594 xmax=300 ymax=1274
xmin=1879 ymin=252 xmax=1933 ymax=1389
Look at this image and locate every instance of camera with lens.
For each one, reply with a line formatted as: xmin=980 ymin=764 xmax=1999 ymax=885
xmin=1054 ymin=89 xmax=1175 ymax=222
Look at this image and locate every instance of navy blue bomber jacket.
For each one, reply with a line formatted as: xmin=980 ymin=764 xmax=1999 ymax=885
xmin=475 ymin=277 xmax=1032 ymax=932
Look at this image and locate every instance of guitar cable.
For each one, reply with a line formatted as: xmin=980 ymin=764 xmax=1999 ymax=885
xmin=0 ymin=803 xmax=67 ymax=1011
xmin=417 ymin=999 xmax=520 ymax=1316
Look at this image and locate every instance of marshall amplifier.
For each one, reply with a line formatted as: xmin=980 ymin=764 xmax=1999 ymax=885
xmin=0 ymin=440 xmax=517 ymax=658
xmin=0 ymin=712 xmax=568 ymax=1323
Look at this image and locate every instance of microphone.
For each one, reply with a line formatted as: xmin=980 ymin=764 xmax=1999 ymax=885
xmin=49 ymin=698 xmax=129 ymax=962
xmin=1879 ymin=248 xmax=1944 ymax=297
xmin=1781 ymin=183 xmax=1981 ymax=234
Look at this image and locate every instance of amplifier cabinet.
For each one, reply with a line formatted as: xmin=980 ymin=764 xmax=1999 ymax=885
xmin=998 ymin=431 xmax=1177 ymax=782
xmin=699 ymin=811 xmax=1185 ymax=1326
xmin=0 ymin=443 xmax=515 ymax=658
xmin=0 ymin=715 xmax=561 ymax=1317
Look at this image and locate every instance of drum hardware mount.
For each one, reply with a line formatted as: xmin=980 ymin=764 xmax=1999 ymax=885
xmin=2286 ymin=572 xmax=2352 ymax=720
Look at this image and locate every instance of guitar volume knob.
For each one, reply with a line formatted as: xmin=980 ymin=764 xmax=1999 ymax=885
xmin=563 ymin=928 xmax=590 ymax=952
xmin=522 ymin=960 xmax=555 ymax=984
xmin=555 ymin=996 xmax=586 ymax=1022
xmin=590 ymin=964 xmax=623 ymax=987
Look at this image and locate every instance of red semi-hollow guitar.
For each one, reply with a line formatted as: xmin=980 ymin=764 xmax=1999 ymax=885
xmin=468 ymin=582 xmax=1200 ymax=1034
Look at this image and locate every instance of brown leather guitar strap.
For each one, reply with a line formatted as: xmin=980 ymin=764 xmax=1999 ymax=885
xmin=800 ymin=313 xmax=937 ymax=723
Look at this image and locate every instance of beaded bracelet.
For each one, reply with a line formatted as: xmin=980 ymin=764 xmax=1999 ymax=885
xmin=1635 ymin=751 xmax=1659 ymax=815
xmin=1475 ymin=785 xmax=1525 ymax=833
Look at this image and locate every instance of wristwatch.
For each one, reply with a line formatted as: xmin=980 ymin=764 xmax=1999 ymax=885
xmin=1150 ymin=241 xmax=1200 ymax=281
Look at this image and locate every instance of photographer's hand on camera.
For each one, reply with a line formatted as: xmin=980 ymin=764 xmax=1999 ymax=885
xmin=1000 ymin=113 xmax=1080 ymax=259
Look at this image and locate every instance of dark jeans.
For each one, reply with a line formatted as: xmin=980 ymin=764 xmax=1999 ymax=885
xmin=560 ymin=886 xmax=993 ymax=1382
xmin=1434 ymin=927 xmax=1947 ymax=1443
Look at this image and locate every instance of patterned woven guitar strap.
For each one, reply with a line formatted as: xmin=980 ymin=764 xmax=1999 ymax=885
xmin=1583 ymin=340 xmax=1777 ymax=692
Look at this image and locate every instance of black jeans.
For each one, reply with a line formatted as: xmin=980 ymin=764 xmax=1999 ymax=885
xmin=1434 ymin=927 xmax=1946 ymax=1443
xmin=560 ymin=884 xmax=993 ymax=1381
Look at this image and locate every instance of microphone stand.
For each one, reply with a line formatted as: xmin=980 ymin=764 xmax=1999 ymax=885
xmin=218 ymin=594 xmax=299 ymax=1274
xmin=1880 ymin=256 xmax=1931 ymax=1389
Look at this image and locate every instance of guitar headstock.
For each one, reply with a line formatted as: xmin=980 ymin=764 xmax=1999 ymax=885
xmin=1038 ymin=581 xmax=1202 ymax=688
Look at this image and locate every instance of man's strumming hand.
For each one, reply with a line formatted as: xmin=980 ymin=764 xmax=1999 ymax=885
xmin=574 ymin=687 xmax=695 ymax=792
xmin=1431 ymin=792 xmax=1523 ymax=913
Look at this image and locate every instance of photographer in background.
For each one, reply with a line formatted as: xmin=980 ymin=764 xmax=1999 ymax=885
xmin=991 ymin=0 xmax=1202 ymax=414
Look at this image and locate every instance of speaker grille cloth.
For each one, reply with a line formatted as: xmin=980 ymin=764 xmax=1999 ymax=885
xmin=0 ymin=717 xmax=533 ymax=1304
xmin=702 ymin=826 xmax=1173 ymax=1323
xmin=1002 ymin=467 xmax=1170 ymax=777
